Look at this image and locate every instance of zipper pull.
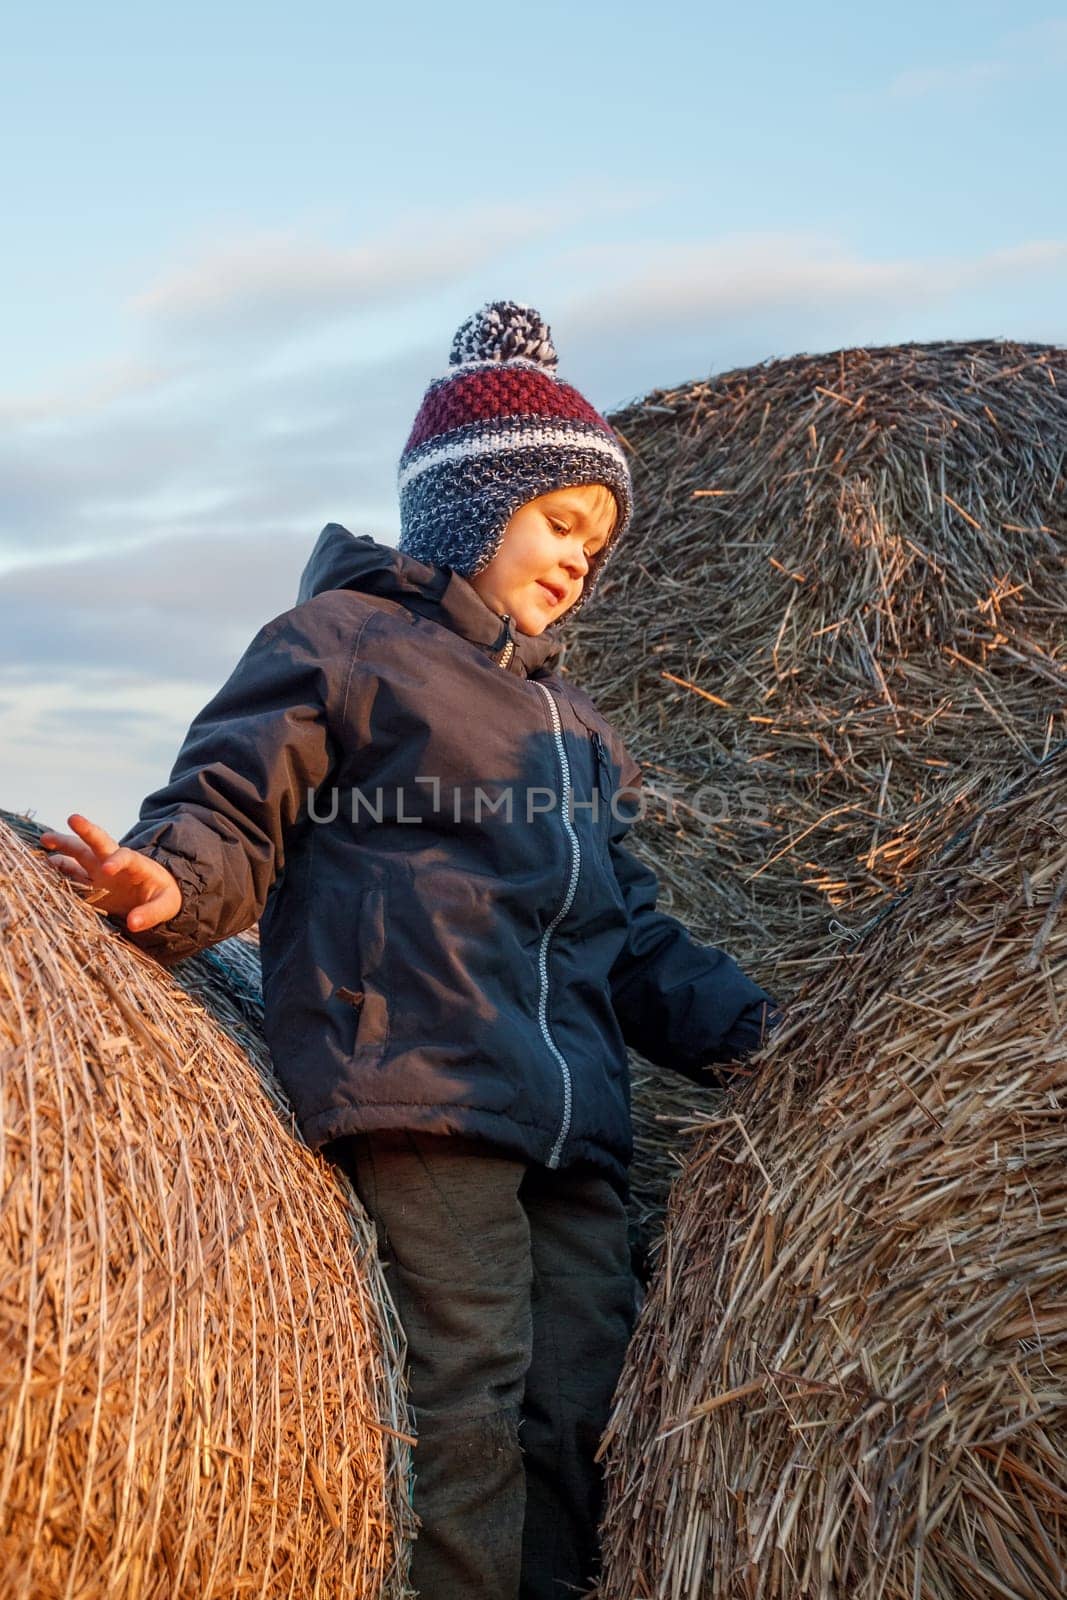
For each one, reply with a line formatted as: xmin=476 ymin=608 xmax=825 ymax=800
xmin=497 ymin=614 xmax=515 ymax=670
xmin=334 ymin=986 xmax=365 ymax=1013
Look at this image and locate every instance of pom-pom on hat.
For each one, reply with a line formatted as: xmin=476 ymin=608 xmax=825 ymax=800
xmin=398 ymin=301 xmax=632 ymax=601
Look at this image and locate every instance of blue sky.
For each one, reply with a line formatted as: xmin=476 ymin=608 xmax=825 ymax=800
xmin=2 ymin=0 xmax=1064 ymax=832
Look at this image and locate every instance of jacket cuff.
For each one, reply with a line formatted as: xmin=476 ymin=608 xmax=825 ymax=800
xmin=107 ymin=843 xmax=209 ymax=965
xmin=718 ymin=999 xmax=783 ymax=1063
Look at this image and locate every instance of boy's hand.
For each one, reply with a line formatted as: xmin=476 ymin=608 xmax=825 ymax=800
xmin=39 ymin=814 xmax=182 ymax=932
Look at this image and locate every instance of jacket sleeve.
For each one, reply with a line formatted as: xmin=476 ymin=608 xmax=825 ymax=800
xmin=116 ymin=596 xmax=356 ymax=964
xmin=606 ymin=745 xmax=780 ymax=1082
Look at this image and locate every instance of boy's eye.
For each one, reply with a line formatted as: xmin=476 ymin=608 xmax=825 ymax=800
xmin=546 ymin=515 xmax=604 ymax=559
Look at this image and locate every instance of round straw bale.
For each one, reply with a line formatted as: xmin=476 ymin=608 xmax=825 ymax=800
xmin=596 ymin=748 xmax=1067 ymax=1599
xmin=569 ymin=340 xmax=1067 ymax=1246
xmin=0 ymin=817 xmax=416 ymax=1598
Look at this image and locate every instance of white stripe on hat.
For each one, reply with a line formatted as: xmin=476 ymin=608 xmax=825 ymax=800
xmin=398 ymin=423 xmax=628 ymax=494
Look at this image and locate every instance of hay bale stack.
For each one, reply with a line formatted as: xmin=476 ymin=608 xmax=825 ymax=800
xmin=596 ymin=748 xmax=1067 ymax=1600
xmin=0 ymin=817 xmax=416 ymax=1598
xmin=570 ymin=340 xmax=1066 ymax=1236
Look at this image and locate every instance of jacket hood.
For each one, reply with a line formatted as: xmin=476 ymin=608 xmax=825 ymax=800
xmin=297 ymin=525 xmax=562 ymax=678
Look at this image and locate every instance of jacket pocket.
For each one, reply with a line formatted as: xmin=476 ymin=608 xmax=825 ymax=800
xmin=592 ymin=732 xmax=614 ymax=812
xmin=580 ymin=730 xmax=617 ymax=868
xmin=567 ymin=703 xmax=618 ymax=842
xmin=334 ymin=887 xmax=390 ymax=1054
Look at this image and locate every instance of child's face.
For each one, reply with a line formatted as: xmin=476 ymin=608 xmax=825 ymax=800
xmin=469 ymin=484 xmax=617 ymax=635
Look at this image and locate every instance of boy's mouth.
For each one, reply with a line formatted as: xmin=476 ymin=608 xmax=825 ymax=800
xmin=536 ymin=579 xmax=567 ymax=605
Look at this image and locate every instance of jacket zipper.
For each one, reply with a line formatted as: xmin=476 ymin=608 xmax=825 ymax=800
xmin=532 ymin=681 xmax=580 ymax=1167
xmin=496 ymin=615 xmax=515 ymax=670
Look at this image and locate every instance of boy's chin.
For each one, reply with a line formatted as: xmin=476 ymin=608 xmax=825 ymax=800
xmin=511 ymin=601 xmax=552 ymax=636
xmin=514 ymin=607 xmax=569 ymax=637
xmin=512 ymin=591 xmax=575 ymax=635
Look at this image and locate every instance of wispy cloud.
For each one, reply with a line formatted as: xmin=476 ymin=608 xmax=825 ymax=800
xmin=566 ymin=233 xmax=1067 ymax=331
xmin=0 ymin=195 xmax=596 ymax=428
xmin=0 ymin=359 xmax=174 ymax=426
xmin=884 ymin=17 xmax=1067 ymax=101
xmin=0 ymin=199 xmax=620 ymax=560
xmin=0 ymin=342 xmax=423 ymax=558
xmin=888 ymin=60 xmax=1005 ymax=99
xmin=0 ymin=670 xmax=211 ymax=836
xmin=0 ymin=500 xmax=398 ymax=702
xmin=132 ymin=205 xmax=568 ymax=347
xmin=543 ymin=230 xmax=1067 ymax=412
xmin=1 ymin=527 xmax=312 ymax=636
xmin=4 ymin=224 xmax=1063 ymax=572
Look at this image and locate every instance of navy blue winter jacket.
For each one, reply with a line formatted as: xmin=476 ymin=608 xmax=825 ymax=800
xmin=120 ymin=528 xmax=776 ymax=1190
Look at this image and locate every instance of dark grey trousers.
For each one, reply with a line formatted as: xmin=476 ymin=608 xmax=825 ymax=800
xmin=329 ymin=1130 xmax=637 ymax=1600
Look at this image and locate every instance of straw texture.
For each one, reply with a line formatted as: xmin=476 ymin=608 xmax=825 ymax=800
xmin=595 ymin=748 xmax=1067 ymax=1599
xmin=568 ymin=339 xmax=1066 ymax=1249
xmin=0 ymin=814 xmax=416 ymax=1599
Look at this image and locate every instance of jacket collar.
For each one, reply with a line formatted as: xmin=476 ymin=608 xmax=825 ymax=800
xmin=297 ymin=526 xmax=561 ymax=679
xmin=434 ymin=571 xmax=560 ymax=677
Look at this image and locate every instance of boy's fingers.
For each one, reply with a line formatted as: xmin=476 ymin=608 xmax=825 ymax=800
xmin=102 ymin=849 xmax=173 ymax=895
xmin=42 ymin=852 xmax=92 ymax=886
xmin=40 ymin=831 xmax=99 ymax=874
xmin=43 ymin=820 xmax=176 ymax=934
xmin=68 ymin=814 xmax=120 ymax=860
xmin=100 ymin=846 xmax=149 ymax=879
xmin=127 ymin=885 xmax=180 ymax=932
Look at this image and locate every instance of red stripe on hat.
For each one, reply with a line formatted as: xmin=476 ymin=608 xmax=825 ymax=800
xmin=403 ymin=368 xmax=611 ymax=455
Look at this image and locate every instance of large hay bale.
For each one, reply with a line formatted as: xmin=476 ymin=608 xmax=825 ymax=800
xmin=596 ymin=748 xmax=1067 ymax=1599
xmin=0 ymin=818 xmax=416 ymax=1598
xmin=570 ymin=340 xmax=1066 ymax=1239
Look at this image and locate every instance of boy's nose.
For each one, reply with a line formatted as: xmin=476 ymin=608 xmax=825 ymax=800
xmin=561 ymin=546 xmax=589 ymax=579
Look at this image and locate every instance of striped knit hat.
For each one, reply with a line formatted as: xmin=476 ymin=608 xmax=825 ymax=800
xmin=397 ymin=301 xmax=632 ymax=598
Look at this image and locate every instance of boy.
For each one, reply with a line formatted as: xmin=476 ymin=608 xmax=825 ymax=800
xmin=42 ymin=302 xmax=777 ymax=1600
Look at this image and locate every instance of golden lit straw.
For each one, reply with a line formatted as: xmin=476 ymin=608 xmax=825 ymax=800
xmin=0 ymin=813 xmax=417 ymax=1599
xmin=595 ymin=747 xmax=1067 ymax=1598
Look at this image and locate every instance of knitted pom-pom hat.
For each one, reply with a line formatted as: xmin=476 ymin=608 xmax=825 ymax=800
xmin=397 ymin=301 xmax=632 ymax=599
